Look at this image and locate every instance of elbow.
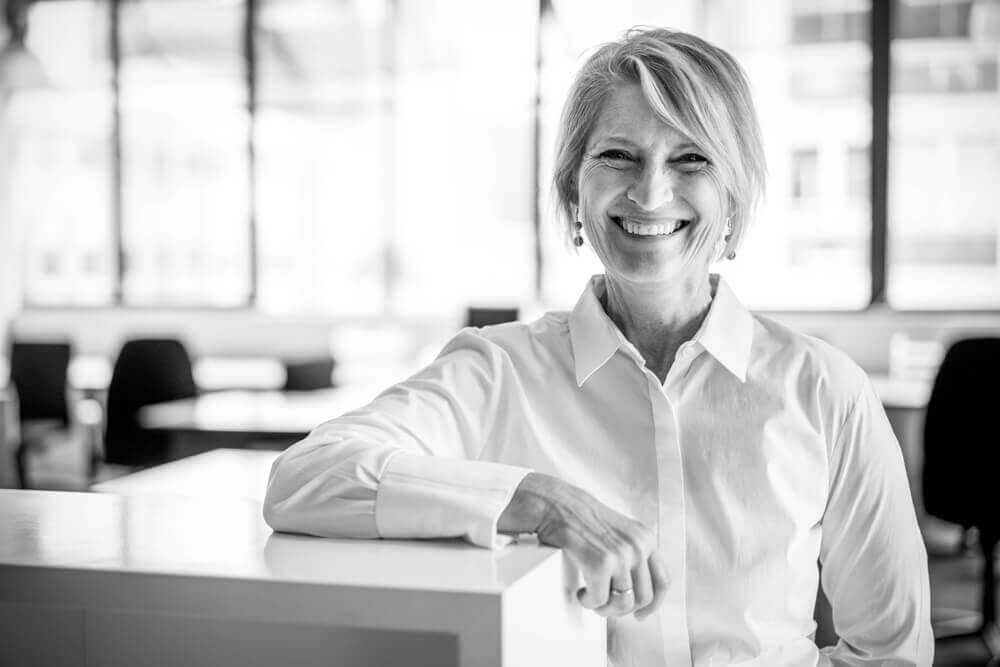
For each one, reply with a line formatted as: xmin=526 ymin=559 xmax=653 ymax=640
xmin=261 ymin=461 xmax=289 ymax=533
xmin=261 ymin=447 xmax=303 ymax=534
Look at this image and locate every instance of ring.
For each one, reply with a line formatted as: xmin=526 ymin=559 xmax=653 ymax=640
xmin=610 ymin=587 xmax=634 ymax=596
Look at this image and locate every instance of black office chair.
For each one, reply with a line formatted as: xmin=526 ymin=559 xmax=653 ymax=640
xmin=104 ymin=338 xmax=197 ymax=468
xmin=922 ymin=337 xmax=1000 ymax=663
xmin=8 ymin=341 xmax=72 ymax=488
xmin=282 ymin=357 xmax=336 ymax=391
xmin=465 ymin=307 xmax=519 ymax=328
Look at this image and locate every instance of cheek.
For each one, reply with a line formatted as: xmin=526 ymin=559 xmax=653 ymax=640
xmin=578 ymin=163 xmax=625 ymax=200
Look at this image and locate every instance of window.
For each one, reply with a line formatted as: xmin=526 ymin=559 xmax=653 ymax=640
xmin=4 ymin=0 xmax=999 ymax=313
xmin=7 ymin=1 xmax=114 ymax=306
xmin=255 ymin=0 xmax=391 ymax=316
xmin=256 ymin=0 xmax=538 ymax=317
xmin=119 ymin=0 xmax=251 ymax=306
xmin=887 ymin=0 xmax=1000 ymax=309
xmin=792 ymin=149 xmax=819 ymax=203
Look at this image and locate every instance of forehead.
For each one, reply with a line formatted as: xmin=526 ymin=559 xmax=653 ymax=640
xmin=589 ymin=83 xmax=692 ymax=148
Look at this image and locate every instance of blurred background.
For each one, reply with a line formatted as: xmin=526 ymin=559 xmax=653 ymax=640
xmin=1 ymin=0 xmax=998 ymax=476
xmin=1 ymin=0 xmax=999 ymax=354
xmin=1 ymin=0 xmax=1000 ymax=662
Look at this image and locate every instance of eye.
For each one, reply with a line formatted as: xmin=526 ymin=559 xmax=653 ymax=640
xmin=597 ymin=149 xmax=636 ymax=165
xmin=673 ymin=153 xmax=710 ymax=172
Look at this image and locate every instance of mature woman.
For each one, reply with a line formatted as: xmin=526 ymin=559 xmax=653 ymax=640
xmin=264 ymin=27 xmax=932 ymax=666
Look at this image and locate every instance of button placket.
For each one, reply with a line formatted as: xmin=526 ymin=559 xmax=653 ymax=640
xmin=648 ymin=379 xmax=693 ymax=666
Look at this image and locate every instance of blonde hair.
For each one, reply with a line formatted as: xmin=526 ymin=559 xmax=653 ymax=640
xmin=552 ymin=27 xmax=766 ymax=258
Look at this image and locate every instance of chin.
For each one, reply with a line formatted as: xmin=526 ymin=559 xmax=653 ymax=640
xmin=608 ymin=252 xmax=710 ymax=287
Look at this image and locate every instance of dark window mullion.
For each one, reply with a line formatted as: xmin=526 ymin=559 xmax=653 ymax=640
xmin=870 ymin=0 xmax=892 ymax=305
xmin=244 ymin=0 xmax=259 ymax=306
xmin=110 ymin=0 xmax=123 ymax=305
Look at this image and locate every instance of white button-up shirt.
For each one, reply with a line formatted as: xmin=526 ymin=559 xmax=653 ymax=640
xmin=264 ymin=275 xmax=932 ymax=666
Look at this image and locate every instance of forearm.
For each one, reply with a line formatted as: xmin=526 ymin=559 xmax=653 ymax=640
xmin=264 ymin=425 xmax=532 ymax=548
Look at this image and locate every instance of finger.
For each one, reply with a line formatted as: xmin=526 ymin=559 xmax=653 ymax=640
xmin=576 ymin=563 xmax=613 ymax=609
xmin=593 ymin=574 xmax=636 ymax=617
xmin=630 ymin=560 xmax=654 ymax=612
xmin=576 ymin=580 xmax=611 ymax=610
xmin=635 ymin=555 xmax=669 ymax=622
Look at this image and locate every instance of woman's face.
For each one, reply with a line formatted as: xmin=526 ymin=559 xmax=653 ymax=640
xmin=577 ymin=83 xmax=725 ymax=287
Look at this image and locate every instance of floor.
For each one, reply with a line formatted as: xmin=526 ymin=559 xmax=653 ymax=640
xmin=8 ymin=429 xmax=1000 ymax=666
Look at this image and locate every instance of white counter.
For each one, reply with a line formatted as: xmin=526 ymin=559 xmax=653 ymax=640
xmin=0 ymin=489 xmax=603 ymax=667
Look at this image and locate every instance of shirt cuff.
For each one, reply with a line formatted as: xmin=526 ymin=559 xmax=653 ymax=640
xmin=375 ymin=451 xmax=532 ymax=549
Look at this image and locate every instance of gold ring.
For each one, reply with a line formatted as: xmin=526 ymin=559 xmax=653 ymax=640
xmin=610 ymin=587 xmax=634 ymax=596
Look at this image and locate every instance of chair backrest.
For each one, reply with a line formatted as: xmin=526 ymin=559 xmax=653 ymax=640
xmin=922 ymin=337 xmax=1000 ymax=530
xmin=283 ymin=358 xmax=336 ymax=391
xmin=104 ymin=338 xmax=197 ymax=467
xmin=465 ymin=307 xmax=519 ymax=328
xmin=9 ymin=341 xmax=72 ymax=425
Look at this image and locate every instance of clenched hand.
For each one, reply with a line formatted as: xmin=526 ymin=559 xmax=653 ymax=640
xmin=497 ymin=472 xmax=668 ymax=620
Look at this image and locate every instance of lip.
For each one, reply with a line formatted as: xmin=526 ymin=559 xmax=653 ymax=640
xmin=608 ymin=214 xmax=693 ymax=239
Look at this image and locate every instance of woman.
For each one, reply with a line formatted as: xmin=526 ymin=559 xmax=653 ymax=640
xmin=264 ymin=27 xmax=932 ymax=666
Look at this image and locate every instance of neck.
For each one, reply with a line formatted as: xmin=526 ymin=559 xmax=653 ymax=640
xmin=600 ymin=272 xmax=713 ymax=379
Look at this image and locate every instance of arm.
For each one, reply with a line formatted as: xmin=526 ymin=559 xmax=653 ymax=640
xmin=818 ymin=379 xmax=933 ymax=665
xmin=264 ymin=327 xmax=668 ymax=619
xmin=263 ymin=329 xmax=531 ymax=548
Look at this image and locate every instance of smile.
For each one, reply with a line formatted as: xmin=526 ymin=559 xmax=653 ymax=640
xmin=609 ymin=215 xmax=692 ymax=237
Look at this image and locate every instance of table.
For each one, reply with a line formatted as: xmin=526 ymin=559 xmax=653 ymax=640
xmin=0 ymin=489 xmax=604 ymax=667
xmin=92 ymin=448 xmax=277 ymax=502
xmin=867 ymin=373 xmax=932 ymax=411
xmin=136 ymin=384 xmax=387 ymax=458
xmin=139 ymin=384 xmax=385 ymax=438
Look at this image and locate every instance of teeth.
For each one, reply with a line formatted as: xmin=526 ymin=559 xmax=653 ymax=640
xmin=620 ymin=219 xmax=687 ymax=236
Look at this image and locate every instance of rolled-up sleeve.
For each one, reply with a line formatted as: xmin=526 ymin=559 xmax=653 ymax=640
xmin=818 ymin=379 xmax=933 ymax=665
xmin=262 ymin=328 xmax=532 ymax=549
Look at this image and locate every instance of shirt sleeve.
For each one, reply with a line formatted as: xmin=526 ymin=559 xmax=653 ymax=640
xmin=817 ymin=377 xmax=934 ymax=665
xmin=262 ymin=328 xmax=532 ymax=549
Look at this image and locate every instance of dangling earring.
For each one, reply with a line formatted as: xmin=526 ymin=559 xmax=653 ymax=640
xmin=715 ymin=216 xmax=736 ymax=261
xmin=574 ymin=220 xmax=584 ymax=247
xmin=724 ymin=216 xmax=736 ymax=260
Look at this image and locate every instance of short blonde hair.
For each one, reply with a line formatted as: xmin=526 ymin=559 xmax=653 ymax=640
xmin=552 ymin=27 xmax=766 ymax=258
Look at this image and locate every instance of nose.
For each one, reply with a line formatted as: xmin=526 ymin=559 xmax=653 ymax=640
xmin=626 ymin=166 xmax=675 ymax=210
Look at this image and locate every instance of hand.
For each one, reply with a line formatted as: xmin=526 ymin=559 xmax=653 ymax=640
xmin=498 ymin=472 xmax=668 ymax=620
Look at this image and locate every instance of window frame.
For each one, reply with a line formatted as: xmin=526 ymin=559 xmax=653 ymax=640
xmin=16 ymin=0 xmax=995 ymax=315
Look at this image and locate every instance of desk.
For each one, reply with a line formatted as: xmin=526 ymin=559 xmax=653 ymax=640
xmin=868 ymin=373 xmax=932 ymax=411
xmin=139 ymin=385 xmax=384 ymax=438
xmin=92 ymin=448 xmax=277 ymax=502
xmin=0 ymin=490 xmax=603 ymax=667
xmin=136 ymin=384 xmax=386 ymax=458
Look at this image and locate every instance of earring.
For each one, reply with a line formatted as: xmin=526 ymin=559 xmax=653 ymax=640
xmin=724 ymin=216 xmax=736 ymax=260
xmin=715 ymin=216 xmax=736 ymax=261
xmin=574 ymin=220 xmax=584 ymax=247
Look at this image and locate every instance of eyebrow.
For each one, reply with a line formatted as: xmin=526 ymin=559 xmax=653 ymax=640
xmin=590 ymin=135 xmax=703 ymax=153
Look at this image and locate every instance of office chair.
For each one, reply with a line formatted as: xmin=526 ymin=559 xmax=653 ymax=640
xmin=464 ymin=307 xmax=519 ymax=328
xmin=922 ymin=337 xmax=1000 ymax=663
xmin=104 ymin=338 xmax=197 ymax=467
xmin=8 ymin=341 xmax=72 ymax=488
xmin=282 ymin=358 xmax=336 ymax=391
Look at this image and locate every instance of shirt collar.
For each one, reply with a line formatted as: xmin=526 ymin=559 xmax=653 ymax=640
xmin=696 ymin=274 xmax=754 ymax=382
xmin=568 ymin=273 xmax=754 ymax=386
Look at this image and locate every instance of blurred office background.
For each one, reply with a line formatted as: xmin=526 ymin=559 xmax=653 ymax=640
xmin=0 ymin=0 xmax=999 ymax=662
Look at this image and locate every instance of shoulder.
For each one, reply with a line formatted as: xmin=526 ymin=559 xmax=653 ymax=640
xmin=439 ymin=311 xmax=571 ymax=369
xmin=749 ymin=313 xmax=868 ymax=406
xmin=473 ymin=311 xmax=570 ymax=354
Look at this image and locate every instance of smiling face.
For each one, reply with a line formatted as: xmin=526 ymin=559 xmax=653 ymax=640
xmin=577 ymin=83 xmax=726 ymax=288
